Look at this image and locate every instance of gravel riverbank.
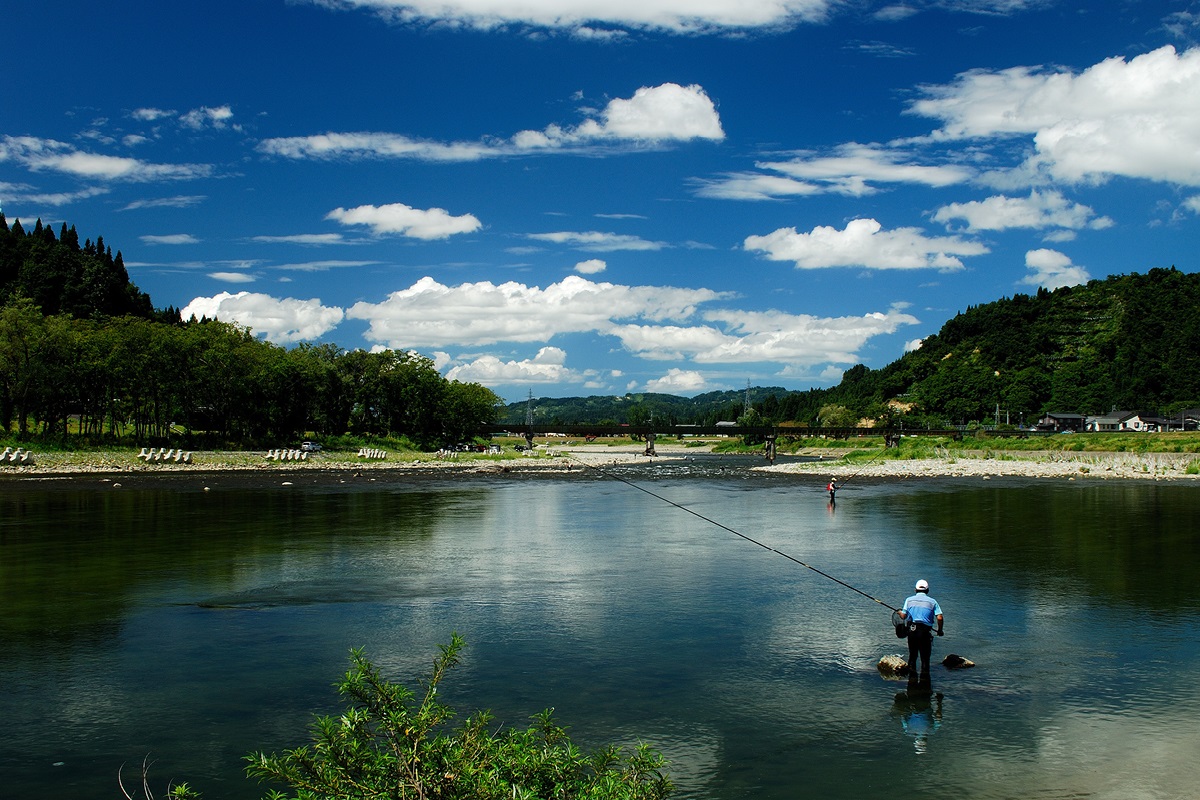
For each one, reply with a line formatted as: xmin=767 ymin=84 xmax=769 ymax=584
xmin=760 ymin=449 xmax=1199 ymax=480
xmin=2 ymin=443 xmax=1196 ymax=482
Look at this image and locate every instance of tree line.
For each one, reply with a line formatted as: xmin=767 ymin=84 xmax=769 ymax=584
xmin=0 ymin=216 xmax=501 ymax=447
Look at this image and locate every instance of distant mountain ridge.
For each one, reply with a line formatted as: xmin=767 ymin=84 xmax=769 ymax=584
xmin=499 ymin=388 xmax=789 ymax=427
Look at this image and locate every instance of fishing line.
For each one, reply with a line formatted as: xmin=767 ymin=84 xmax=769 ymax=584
xmin=832 ymin=444 xmax=889 ymax=489
xmin=565 ymin=452 xmax=899 ymax=613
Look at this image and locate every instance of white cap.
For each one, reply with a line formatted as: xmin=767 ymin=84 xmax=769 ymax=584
xmin=915 ymin=579 xmax=929 ymax=591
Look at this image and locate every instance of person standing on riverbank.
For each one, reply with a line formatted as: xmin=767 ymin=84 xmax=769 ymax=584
xmin=899 ymin=579 xmax=943 ymax=688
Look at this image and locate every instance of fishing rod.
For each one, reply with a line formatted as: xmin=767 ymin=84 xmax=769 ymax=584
xmin=565 ymin=452 xmax=899 ymax=613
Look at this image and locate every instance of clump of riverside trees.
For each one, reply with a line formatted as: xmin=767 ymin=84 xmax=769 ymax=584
xmin=0 ymin=216 xmax=500 ymax=447
xmin=124 ymin=636 xmax=673 ymax=800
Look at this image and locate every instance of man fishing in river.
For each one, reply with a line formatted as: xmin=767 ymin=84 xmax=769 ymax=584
xmin=898 ymin=579 xmax=943 ymax=689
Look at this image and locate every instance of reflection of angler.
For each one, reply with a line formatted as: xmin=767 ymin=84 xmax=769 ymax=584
xmin=893 ymin=690 xmax=943 ymax=754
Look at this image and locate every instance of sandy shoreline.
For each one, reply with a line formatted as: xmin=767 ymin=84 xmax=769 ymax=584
xmin=760 ymin=449 xmax=1199 ymax=481
xmin=3 ymin=442 xmax=1198 ymax=482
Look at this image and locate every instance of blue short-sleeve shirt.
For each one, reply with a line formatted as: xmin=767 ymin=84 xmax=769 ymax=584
xmin=903 ymin=593 xmax=942 ymax=627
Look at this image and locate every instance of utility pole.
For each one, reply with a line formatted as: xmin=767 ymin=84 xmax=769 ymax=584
xmin=524 ymin=389 xmax=535 ymax=452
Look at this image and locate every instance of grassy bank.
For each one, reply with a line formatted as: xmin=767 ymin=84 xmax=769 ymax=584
xmin=776 ymin=431 xmax=1200 ymax=458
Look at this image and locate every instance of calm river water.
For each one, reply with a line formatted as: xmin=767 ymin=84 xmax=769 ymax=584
xmin=3 ymin=460 xmax=1200 ymax=800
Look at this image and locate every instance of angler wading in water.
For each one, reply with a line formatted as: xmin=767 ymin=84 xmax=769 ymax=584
xmin=898 ymin=579 xmax=943 ymax=691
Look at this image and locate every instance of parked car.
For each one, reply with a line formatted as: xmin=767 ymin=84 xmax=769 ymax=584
xmin=300 ymin=441 xmax=322 ymax=452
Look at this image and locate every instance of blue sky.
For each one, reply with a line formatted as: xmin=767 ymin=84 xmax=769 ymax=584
xmin=4 ymin=0 xmax=1200 ymax=402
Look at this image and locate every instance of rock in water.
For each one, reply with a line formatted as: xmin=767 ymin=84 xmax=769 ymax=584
xmin=877 ymin=654 xmax=910 ymax=678
xmin=942 ymin=653 xmax=975 ymax=669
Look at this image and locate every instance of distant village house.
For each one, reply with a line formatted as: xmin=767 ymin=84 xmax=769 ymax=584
xmin=1036 ymin=413 xmax=1085 ymax=432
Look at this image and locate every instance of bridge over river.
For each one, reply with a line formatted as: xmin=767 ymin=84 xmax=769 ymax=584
xmin=478 ymin=424 xmax=1002 ymax=461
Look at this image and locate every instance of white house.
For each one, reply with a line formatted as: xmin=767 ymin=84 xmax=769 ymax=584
xmin=1085 ymin=411 xmax=1163 ymax=432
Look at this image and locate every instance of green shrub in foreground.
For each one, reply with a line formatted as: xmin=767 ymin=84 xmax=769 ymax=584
xmin=124 ymin=636 xmax=671 ymax=800
xmin=245 ymin=635 xmax=672 ymax=800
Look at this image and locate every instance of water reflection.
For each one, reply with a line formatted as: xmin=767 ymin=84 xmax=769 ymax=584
xmin=2 ymin=474 xmax=1199 ymax=800
xmin=892 ymin=690 xmax=943 ymax=755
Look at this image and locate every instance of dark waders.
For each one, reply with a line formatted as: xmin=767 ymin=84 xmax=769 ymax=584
xmin=907 ymin=623 xmax=934 ymax=691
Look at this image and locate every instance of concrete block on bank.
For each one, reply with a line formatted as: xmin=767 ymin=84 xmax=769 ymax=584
xmin=2 ymin=447 xmax=35 ymax=465
xmin=265 ymin=449 xmax=308 ymax=462
xmin=138 ymin=447 xmax=192 ymax=464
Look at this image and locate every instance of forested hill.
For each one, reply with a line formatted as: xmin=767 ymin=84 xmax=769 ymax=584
xmin=0 ymin=214 xmax=163 ymax=320
xmin=507 ymin=267 xmax=1200 ymax=427
xmin=846 ymin=266 xmax=1200 ymax=422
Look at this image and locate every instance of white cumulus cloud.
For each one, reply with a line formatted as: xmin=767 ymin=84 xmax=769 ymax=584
xmin=574 ymin=259 xmax=607 ymax=274
xmin=758 ymin=143 xmax=972 ymax=195
xmin=0 ymin=184 xmax=110 ymax=206
xmin=130 ymin=107 xmax=176 ymax=121
xmin=1019 ymin=248 xmax=1091 ymax=291
xmin=326 ymin=202 xmax=481 ymax=239
xmin=259 ymin=132 xmax=495 ymax=162
xmin=315 ymin=0 xmax=832 ymax=33
xmin=910 ymin=45 xmax=1200 ymax=187
xmin=611 ymin=305 xmax=919 ymax=365
xmin=645 ymin=368 xmax=710 ymax=392
xmin=346 ymin=276 xmax=918 ymax=370
xmin=346 ymin=275 xmax=727 ymax=349
xmin=692 ymin=173 xmax=823 ymax=201
xmin=0 ymin=135 xmax=211 ymax=181
xmin=140 ymin=233 xmax=199 ymax=245
xmin=573 ymin=83 xmax=724 ymax=142
xmin=252 ymin=233 xmax=348 ymax=245
xmin=445 ymin=347 xmax=583 ymax=384
xmin=260 ymin=83 xmax=721 ymax=161
xmin=180 ymin=292 xmax=345 ymax=344
xmin=932 ymin=190 xmax=1114 ymax=233
xmin=744 ymin=218 xmax=987 ymax=270
xmin=528 ymin=231 xmax=666 ymax=251
xmin=180 ymin=105 xmax=235 ymax=130
xmin=208 ymin=272 xmax=257 ymax=284
xmin=696 ymin=143 xmax=970 ymax=199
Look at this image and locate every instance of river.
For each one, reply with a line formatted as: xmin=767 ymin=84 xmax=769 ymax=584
xmin=2 ymin=463 xmax=1199 ymax=799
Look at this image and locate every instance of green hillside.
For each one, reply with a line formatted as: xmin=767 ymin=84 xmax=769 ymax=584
xmin=843 ymin=267 xmax=1200 ymax=424
xmin=505 ymin=267 xmax=1200 ymax=427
